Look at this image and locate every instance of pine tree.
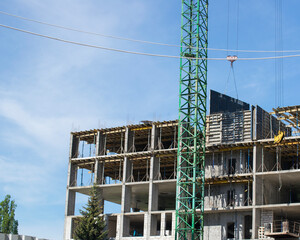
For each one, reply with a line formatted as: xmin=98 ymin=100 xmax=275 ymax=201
xmin=0 ymin=195 xmax=18 ymax=234
xmin=74 ymin=186 xmax=107 ymax=240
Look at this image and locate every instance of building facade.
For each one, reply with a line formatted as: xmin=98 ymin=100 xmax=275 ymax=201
xmin=64 ymin=93 xmax=300 ymax=240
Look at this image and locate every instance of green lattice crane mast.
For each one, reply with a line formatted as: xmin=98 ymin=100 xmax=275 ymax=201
xmin=175 ymin=0 xmax=208 ymax=239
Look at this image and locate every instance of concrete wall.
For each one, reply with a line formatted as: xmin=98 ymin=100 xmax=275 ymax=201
xmin=204 ymin=184 xmax=247 ymax=208
xmin=204 ymin=212 xmax=251 ymax=240
xmin=205 ymin=150 xmax=253 ymax=178
xmin=260 ymin=210 xmax=273 ymax=226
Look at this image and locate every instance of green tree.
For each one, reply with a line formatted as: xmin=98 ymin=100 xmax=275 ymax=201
xmin=0 ymin=195 xmax=18 ymax=234
xmin=74 ymin=187 xmax=107 ymax=240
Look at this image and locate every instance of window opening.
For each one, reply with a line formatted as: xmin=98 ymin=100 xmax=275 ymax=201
xmin=227 ymin=189 xmax=235 ymax=207
xmin=227 ymin=222 xmax=235 ymax=239
xmin=228 ymin=158 xmax=236 ymax=175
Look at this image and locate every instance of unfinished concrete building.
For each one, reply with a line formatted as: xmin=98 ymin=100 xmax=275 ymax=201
xmin=64 ymin=90 xmax=300 ymax=240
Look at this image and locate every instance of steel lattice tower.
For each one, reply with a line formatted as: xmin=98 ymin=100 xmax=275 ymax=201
xmin=175 ymin=0 xmax=208 ymax=239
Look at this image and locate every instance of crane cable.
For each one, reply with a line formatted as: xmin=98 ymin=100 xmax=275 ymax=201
xmin=275 ymin=0 xmax=284 ymax=107
xmin=1 ymin=9 xmax=300 ymax=54
xmin=2 ymin=23 xmax=300 ymax=61
xmin=236 ymin=0 xmax=240 ymax=55
xmin=225 ymin=0 xmax=239 ymax=99
xmin=233 ymin=0 xmax=240 ymax=99
xmin=225 ymin=0 xmax=232 ymax=94
xmin=224 ymin=62 xmax=239 ymax=99
xmin=227 ymin=0 xmax=230 ymax=56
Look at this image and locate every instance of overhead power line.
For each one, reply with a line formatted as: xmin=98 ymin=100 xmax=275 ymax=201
xmin=0 ymin=23 xmax=224 ymax=60
xmin=0 ymin=10 xmax=181 ymax=49
xmin=2 ymin=23 xmax=300 ymax=61
xmin=0 ymin=9 xmax=300 ymax=54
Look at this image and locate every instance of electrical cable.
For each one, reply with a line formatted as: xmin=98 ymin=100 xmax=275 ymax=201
xmin=0 ymin=10 xmax=185 ymax=49
xmin=1 ymin=9 xmax=300 ymax=53
xmin=2 ymin=23 xmax=300 ymax=61
xmin=0 ymin=22 xmax=224 ymax=60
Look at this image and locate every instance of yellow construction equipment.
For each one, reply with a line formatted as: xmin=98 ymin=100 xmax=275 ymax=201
xmin=274 ymin=130 xmax=284 ymax=144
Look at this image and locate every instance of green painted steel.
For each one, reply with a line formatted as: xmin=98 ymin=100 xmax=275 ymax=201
xmin=175 ymin=0 xmax=208 ymax=239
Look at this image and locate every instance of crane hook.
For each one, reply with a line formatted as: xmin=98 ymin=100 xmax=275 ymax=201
xmin=227 ymin=55 xmax=238 ymax=66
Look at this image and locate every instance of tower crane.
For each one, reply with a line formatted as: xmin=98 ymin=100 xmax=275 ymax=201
xmin=175 ymin=1 xmax=208 ymax=239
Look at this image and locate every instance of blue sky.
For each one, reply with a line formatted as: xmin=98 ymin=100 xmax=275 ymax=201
xmin=0 ymin=0 xmax=300 ymax=239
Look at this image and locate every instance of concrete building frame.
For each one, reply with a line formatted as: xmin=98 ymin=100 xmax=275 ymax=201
xmin=64 ymin=104 xmax=300 ymax=240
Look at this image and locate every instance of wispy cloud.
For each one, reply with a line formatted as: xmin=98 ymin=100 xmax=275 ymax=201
xmin=0 ymin=1 xmax=153 ymax=238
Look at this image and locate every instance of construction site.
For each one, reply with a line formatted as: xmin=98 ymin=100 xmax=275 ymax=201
xmin=60 ymin=1 xmax=300 ymax=240
xmin=64 ymin=91 xmax=300 ymax=240
xmin=2 ymin=0 xmax=300 ymax=239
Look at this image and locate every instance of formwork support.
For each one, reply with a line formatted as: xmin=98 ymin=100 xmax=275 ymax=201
xmin=175 ymin=0 xmax=208 ymax=239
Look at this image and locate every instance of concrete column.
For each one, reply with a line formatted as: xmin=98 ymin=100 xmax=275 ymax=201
xmin=126 ymin=127 xmax=134 ymax=153
xmin=94 ymin=160 xmax=104 ymax=185
xmin=152 ymin=157 xmax=160 ymax=181
xmin=146 ymin=124 xmax=159 ymax=238
xmin=64 ymin=217 xmax=73 ymax=240
xmin=150 ymin=125 xmax=159 ymax=183
xmin=148 ymin=125 xmax=159 ymax=211
xmin=144 ymin=213 xmax=149 ymax=238
xmin=121 ymin=185 xmax=131 ymax=213
xmin=122 ymin=216 xmax=130 ymax=237
xmin=172 ymin=212 xmax=176 ymax=237
xmin=96 ymin=131 xmax=106 ymax=156
xmin=116 ymin=215 xmax=121 ymax=239
xmin=123 ymin=157 xmax=132 ymax=183
xmin=149 ymin=123 xmax=159 ymax=183
xmin=70 ymin=134 xmax=79 ymax=159
xmin=65 ymin=189 xmax=76 ymax=216
xmin=119 ymin=127 xmax=134 ymax=239
xmin=151 ymin=124 xmax=159 ymax=151
xmin=67 ymin=163 xmax=77 ymax=188
xmin=149 ymin=214 xmax=157 ymax=236
xmin=252 ymin=144 xmax=261 ymax=239
xmin=222 ymin=152 xmax=225 ymax=175
xmin=149 ymin=184 xmax=158 ymax=212
xmin=64 ymin=134 xmax=80 ymax=240
xmin=94 ymin=130 xmax=105 ymax=185
xmin=160 ymin=212 xmax=166 ymax=237
xmin=95 ymin=188 xmax=104 ymax=214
